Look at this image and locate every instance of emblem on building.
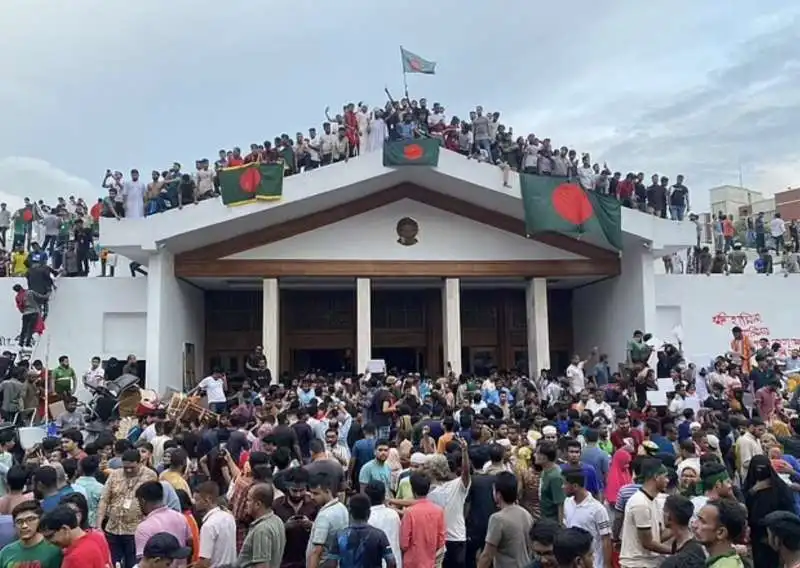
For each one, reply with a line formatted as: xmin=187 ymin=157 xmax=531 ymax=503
xmin=396 ymin=217 xmax=419 ymax=246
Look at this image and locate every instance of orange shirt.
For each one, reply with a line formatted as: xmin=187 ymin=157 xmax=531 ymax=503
xmin=183 ymin=511 xmax=200 ymax=563
xmin=436 ymin=432 xmax=454 ymax=454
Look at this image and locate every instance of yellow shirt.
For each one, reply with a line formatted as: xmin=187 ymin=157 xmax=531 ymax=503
xmin=11 ymin=252 xmax=28 ymax=275
xmin=159 ymin=469 xmax=191 ymax=496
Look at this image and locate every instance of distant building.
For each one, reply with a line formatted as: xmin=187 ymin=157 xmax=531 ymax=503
xmin=708 ymin=185 xmax=774 ymax=220
xmin=775 ymin=187 xmax=800 ymax=220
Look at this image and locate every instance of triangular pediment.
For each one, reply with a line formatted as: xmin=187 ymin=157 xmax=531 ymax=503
xmin=225 ymin=198 xmax=585 ymax=262
xmin=177 ymin=184 xmax=618 ymax=263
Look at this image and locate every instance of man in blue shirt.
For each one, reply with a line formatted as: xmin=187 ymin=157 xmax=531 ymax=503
xmin=34 ymin=466 xmax=74 ymax=513
xmin=560 ymin=440 xmax=602 ymax=496
xmin=325 ymin=493 xmax=396 ymax=568
xmin=358 ymin=440 xmax=392 ymax=494
xmin=580 ymin=429 xmax=610 ymax=487
xmin=350 ymin=424 xmax=377 ymax=482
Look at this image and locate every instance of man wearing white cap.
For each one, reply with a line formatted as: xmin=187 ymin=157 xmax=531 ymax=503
xmin=395 ymin=454 xmax=428 ymax=501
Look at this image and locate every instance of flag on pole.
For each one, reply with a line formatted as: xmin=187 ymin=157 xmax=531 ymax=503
xmin=400 ymin=47 xmax=436 ymax=75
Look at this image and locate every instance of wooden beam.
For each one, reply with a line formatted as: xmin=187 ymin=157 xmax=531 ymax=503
xmin=175 ymin=258 xmax=620 ymax=278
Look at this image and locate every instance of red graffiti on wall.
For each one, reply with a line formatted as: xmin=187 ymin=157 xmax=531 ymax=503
xmin=710 ymin=311 xmax=800 ymax=355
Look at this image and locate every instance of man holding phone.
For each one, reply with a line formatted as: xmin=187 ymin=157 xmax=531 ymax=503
xmin=273 ymin=468 xmax=319 ymax=568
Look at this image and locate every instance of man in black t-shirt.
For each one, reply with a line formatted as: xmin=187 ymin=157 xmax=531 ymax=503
xmin=245 ymin=346 xmax=269 ymax=386
xmin=371 ymin=380 xmax=396 ymax=439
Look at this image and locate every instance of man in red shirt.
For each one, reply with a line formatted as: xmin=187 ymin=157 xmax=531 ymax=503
xmin=39 ymin=505 xmax=112 ymax=568
xmin=617 ymin=173 xmax=636 ymax=208
xmin=610 ymin=412 xmax=643 ymax=452
xmin=399 ymin=471 xmax=445 ymax=568
xmin=226 ymin=147 xmax=244 ymax=167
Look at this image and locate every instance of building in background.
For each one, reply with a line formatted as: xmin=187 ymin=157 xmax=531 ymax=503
xmin=708 ymin=185 xmax=774 ymax=219
xmin=775 ymin=187 xmax=800 ymax=220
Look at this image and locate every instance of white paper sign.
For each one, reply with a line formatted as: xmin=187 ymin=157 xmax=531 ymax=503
xmin=366 ymin=359 xmax=386 ymax=374
xmin=647 ymin=390 xmax=669 ymax=406
xmin=672 ymin=324 xmax=684 ymax=344
xmin=657 ymin=378 xmax=675 ymax=392
xmin=684 ymin=395 xmax=701 ymax=412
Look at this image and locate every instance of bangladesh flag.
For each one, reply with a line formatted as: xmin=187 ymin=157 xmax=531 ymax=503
xmin=218 ymin=163 xmax=283 ymax=206
xmin=520 ymin=173 xmax=623 ymax=250
xmin=400 ymin=47 xmax=436 ymax=74
xmin=383 ymin=139 xmax=440 ymax=167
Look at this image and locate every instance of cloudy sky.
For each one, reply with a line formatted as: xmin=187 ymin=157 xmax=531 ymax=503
xmin=1 ymin=0 xmax=798 ymax=212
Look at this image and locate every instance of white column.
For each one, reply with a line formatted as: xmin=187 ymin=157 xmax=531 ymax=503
xmin=526 ymin=277 xmax=550 ymax=378
xmin=262 ymin=279 xmax=280 ymax=379
xmin=356 ymin=278 xmax=372 ymax=374
xmin=442 ymin=278 xmax=462 ymax=376
xmin=145 ymin=250 xmax=173 ymax=395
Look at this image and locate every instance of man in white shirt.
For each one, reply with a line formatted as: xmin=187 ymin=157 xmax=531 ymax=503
xmin=563 ymin=468 xmax=612 ymax=568
xmin=577 ymin=154 xmax=596 ymax=191
xmin=197 ymin=370 xmax=228 ymax=413
xmin=619 ymin=459 xmax=670 ymax=567
xmin=771 ymin=212 xmax=787 ymax=251
xmin=567 ymin=348 xmax=597 ymax=396
xmin=365 ymin=481 xmax=402 ymax=568
xmin=194 ymin=481 xmax=237 ymax=567
xmin=83 ymin=356 xmax=105 ymax=390
xmin=585 ymin=390 xmax=613 ymax=421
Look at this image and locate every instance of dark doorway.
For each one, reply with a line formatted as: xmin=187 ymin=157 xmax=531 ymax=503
xmin=372 ymin=347 xmax=422 ymax=374
xmin=291 ymin=349 xmax=353 ymax=375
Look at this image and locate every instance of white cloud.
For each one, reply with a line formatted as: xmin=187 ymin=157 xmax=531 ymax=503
xmin=0 ymin=157 xmax=97 ymax=209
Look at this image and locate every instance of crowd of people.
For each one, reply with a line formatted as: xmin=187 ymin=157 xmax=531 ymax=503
xmin=0 ymin=327 xmax=799 ymax=568
xmin=87 ymin=95 xmax=693 ymax=221
xmin=0 ymin=198 xmax=106 ymax=279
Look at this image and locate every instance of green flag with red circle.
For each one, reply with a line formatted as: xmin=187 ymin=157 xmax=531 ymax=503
xmin=520 ymin=173 xmax=623 ymax=250
xmin=218 ymin=163 xmax=284 ymax=207
xmin=383 ymin=139 xmax=440 ymax=167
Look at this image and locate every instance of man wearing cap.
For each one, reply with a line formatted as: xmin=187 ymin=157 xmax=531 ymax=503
xmin=138 ymin=532 xmax=192 ymax=568
xmin=689 ymin=462 xmax=733 ymax=522
xmin=764 ymin=510 xmax=800 ymax=568
xmin=395 ymin=453 xmax=428 ymax=501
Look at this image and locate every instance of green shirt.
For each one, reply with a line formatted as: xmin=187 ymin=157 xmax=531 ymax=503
xmin=627 ymin=340 xmax=651 ymax=363
xmin=52 ymin=366 xmax=76 ymax=395
xmin=539 ymin=465 xmax=565 ymax=521
xmin=0 ymin=538 xmax=63 ymax=568
xmin=238 ymin=512 xmax=285 ymax=568
xmin=58 ymin=220 xmax=73 ymax=238
xmin=706 ymin=551 xmax=745 ymax=568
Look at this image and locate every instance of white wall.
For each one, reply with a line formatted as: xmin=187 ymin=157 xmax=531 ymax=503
xmin=226 ymin=199 xmax=584 ymax=262
xmin=573 ymin=246 xmax=657 ymax=365
xmin=145 ymin=251 xmax=205 ymax=396
xmin=0 ymin=277 xmax=148 ymax=400
xmin=655 ymin=274 xmax=800 ymax=368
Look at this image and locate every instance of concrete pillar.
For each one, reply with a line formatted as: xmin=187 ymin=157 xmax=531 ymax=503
xmin=526 ymin=277 xmax=550 ymax=378
xmin=145 ymin=250 xmax=173 ymax=395
xmin=356 ymin=278 xmax=372 ymax=373
xmin=262 ymin=278 xmax=280 ymax=382
xmin=442 ymin=278 xmax=462 ymax=376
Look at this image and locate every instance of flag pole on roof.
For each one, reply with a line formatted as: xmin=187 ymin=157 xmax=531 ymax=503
xmin=400 ymin=46 xmax=436 ymax=99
